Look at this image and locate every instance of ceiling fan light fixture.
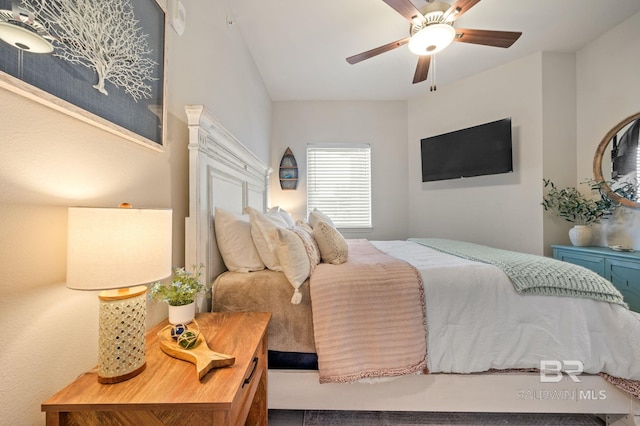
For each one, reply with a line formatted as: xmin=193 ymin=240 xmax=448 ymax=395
xmin=408 ymin=23 xmax=455 ymax=56
xmin=0 ymin=20 xmax=53 ymax=53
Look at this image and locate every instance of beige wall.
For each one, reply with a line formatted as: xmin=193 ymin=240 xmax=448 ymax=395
xmin=407 ymin=53 xmax=549 ymax=255
xmin=541 ymin=53 xmax=578 ymax=254
xmin=0 ymin=1 xmax=271 ymax=424
xmin=269 ymin=101 xmax=409 ymax=240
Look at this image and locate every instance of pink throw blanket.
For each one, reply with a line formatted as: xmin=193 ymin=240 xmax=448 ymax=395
xmin=310 ymin=239 xmax=428 ymax=383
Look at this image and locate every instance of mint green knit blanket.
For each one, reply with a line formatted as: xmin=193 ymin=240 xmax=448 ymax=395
xmin=409 ymin=238 xmax=626 ymax=307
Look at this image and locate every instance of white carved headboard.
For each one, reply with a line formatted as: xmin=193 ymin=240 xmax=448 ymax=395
xmin=184 ymin=105 xmax=271 ymax=311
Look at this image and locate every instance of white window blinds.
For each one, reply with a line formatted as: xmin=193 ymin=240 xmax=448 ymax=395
xmin=307 ymin=143 xmax=372 ymax=228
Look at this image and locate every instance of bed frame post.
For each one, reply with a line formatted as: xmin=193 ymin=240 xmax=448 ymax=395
xmin=184 ymin=105 xmax=271 ymax=312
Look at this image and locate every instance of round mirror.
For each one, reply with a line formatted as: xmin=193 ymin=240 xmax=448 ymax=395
xmin=593 ymin=111 xmax=640 ymax=209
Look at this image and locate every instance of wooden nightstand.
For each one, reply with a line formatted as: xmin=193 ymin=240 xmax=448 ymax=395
xmin=42 ymin=312 xmax=271 ymax=426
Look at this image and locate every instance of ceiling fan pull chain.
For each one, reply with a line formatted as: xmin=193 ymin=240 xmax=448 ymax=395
xmin=430 ymin=55 xmax=434 ymax=91
xmin=430 ymin=54 xmax=437 ymax=91
xmin=434 ymin=54 xmax=437 ymax=90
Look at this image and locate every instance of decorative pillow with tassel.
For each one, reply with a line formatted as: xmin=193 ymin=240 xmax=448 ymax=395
xmin=272 ymin=227 xmax=311 ymax=304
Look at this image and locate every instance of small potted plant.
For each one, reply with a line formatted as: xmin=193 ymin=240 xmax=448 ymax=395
xmin=541 ymin=179 xmax=633 ymax=246
xmin=149 ymin=265 xmax=204 ymax=324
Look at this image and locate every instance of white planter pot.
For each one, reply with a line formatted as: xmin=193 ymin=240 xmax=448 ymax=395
xmin=168 ymin=302 xmax=195 ymax=324
xmin=569 ymin=225 xmax=593 ymax=247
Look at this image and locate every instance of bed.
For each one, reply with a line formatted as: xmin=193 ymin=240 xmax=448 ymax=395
xmin=184 ymin=104 xmax=640 ymax=425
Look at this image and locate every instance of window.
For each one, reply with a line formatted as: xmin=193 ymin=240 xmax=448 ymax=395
xmin=307 ymin=143 xmax=372 ymax=229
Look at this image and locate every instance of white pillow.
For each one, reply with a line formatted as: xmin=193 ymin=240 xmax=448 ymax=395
xmin=269 ymin=206 xmax=295 ymax=227
xmin=214 ymin=208 xmax=265 ymax=272
xmin=273 ymin=228 xmax=311 ymax=304
xmin=245 ymin=207 xmax=286 ymax=271
xmin=313 ymin=221 xmax=348 ymax=265
xmin=308 ymin=208 xmax=335 ymax=229
xmin=263 ymin=208 xmax=289 ymax=227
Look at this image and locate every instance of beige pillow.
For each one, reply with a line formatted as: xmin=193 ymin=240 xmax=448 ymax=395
xmin=214 ymin=208 xmax=265 ymax=272
xmin=308 ymin=208 xmax=335 ymax=229
xmin=295 ymin=219 xmax=313 ymax=234
xmin=273 ymin=228 xmax=311 ymax=304
xmin=312 ymin=221 xmax=348 ymax=265
xmin=291 ymin=225 xmax=321 ymax=274
xmin=245 ymin=207 xmax=286 ymax=271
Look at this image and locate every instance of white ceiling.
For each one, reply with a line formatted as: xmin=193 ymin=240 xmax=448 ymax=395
xmin=224 ymin=0 xmax=640 ymax=101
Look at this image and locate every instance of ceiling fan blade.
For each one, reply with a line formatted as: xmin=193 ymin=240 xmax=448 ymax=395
xmin=454 ymin=28 xmax=522 ymax=48
xmin=346 ymin=37 xmax=410 ymax=64
xmin=444 ymin=0 xmax=482 ymax=21
xmin=412 ymin=55 xmax=431 ymax=84
xmin=383 ymin=0 xmax=426 ymax=24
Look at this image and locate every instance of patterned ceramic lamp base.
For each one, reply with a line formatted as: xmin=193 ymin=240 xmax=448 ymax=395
xmin=97 ymin=286 xmax=147 ymax=384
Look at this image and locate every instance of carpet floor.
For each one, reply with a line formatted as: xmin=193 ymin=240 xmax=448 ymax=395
xmin=301 ymin=411 xmax=605 ymax=426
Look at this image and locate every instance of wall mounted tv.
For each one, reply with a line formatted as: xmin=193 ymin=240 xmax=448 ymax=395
xmin=421 ymin=118 xmax=513 ymax=182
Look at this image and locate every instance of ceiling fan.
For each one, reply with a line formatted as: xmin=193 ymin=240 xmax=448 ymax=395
xmin=346 ymin=0 xmax=522 ymax=90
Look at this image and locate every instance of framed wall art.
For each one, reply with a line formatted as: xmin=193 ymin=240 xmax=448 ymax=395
xmin=0 ymin=0 xmax=167 ymax=150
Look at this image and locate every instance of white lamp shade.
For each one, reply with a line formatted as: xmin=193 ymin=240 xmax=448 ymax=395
xmin=408 ymin=23 xmax=456 ymax=56
xmin=67 ymin=207 xmax=172 ymax=290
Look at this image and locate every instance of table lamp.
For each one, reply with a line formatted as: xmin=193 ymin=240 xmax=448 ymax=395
xmin=66 ymin=204 xmax=172 ymax=384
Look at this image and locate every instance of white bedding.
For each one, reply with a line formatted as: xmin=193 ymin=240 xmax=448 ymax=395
xmin=371 ymin=240 xmax=640 ymax=380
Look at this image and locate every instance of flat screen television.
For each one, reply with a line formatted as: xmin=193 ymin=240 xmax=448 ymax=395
xmin=421 ymin=118 xmax=513 ymax=182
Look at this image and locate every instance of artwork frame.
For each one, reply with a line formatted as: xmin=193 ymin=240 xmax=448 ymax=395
xmin=0 ymin=0 xmax=168 ymax=151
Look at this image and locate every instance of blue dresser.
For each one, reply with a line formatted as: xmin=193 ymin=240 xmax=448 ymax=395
xmin=552 ymin=245 xmax=640 ymax=313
